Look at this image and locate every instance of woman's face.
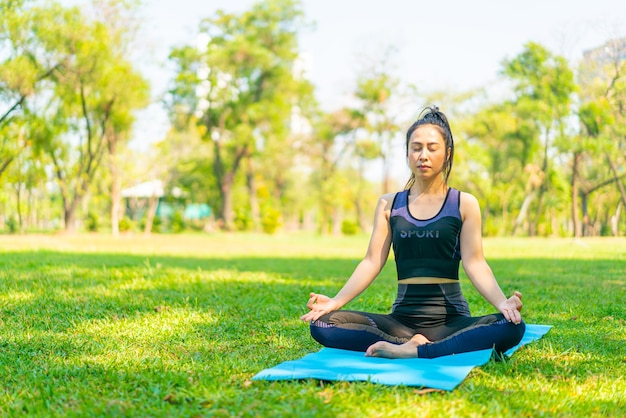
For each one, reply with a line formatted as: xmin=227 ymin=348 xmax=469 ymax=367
xmin=407 ymin=125 xmax=449 ymax=180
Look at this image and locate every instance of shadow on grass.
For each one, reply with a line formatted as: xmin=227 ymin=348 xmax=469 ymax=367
xmin=0 ymin=251 xmax=624 ymax=414
xmin=1 ymin=252 xmax=624 ymax=352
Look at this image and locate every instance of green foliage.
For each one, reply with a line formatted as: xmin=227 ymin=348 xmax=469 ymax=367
xmin=151 ymin=215 xmax=162 ymax=233
xmin=0 ymin=234 xmax=624 ymax=416
xmin=2 ymin=1 xmax=626 ymax=240
xmin=170 ymin=210 xmax=186 ymax=233
xmin=261 ymin=205 xmax=281 ymax=234
xmin=85 ymin=211 xmax=99 ymax=232
xmin=5 ymin=216 xmax=17 ymax=233
xmin=234 ymin=207 xmax=253 ymax=232
xmin=341 ymin=219 xmax=359 ymax=236
xmin=352 ymin=54 xmax=403 ymax=193
xmin=167 ymin=0 xmax=314 ymax=229
xmin=578 ymin=98 xmax=613 ymax=138
xmin=0 ymin=0 xmax=150 ymax=232
xmin=118 ymin=215 xmax=134 ymax=232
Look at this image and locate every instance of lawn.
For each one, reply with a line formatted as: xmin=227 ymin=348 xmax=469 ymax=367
xmin=0 ymin=233 xmax=624 ymax=417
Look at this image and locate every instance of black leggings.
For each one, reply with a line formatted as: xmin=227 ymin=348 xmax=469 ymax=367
xmin=310 ymin=310 xmax=525 ymax=358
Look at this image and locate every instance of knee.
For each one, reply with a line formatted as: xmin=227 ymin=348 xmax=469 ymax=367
xmin=513 ymin=320 xmax=526 ymax=343
xmin=501 ymin=319 xmax=526 ymax=348
xmin=309 ymin=320 xmax=336 ymax=347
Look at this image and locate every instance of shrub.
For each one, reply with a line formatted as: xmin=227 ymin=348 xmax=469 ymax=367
xmin=341 ymin=219 xmax=359 ymax=236
xmin=85 ymin=212 xmax=99 ymax=232
xmin=151 ymin=216 xmax=162 ymax=233
xmin=118 ymin=216 xmax=135 ymax=233
xmin=234 ymin=208 xmax=253 ymax=231
xmin=261 ymin=206 xmax=281 ymax=234
xmin=6 ymin=217 xmax=18 ymax=234
xmin=171 ymin=211 xmax=186 ymax=233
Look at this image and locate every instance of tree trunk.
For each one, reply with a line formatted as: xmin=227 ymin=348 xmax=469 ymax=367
xmin=212 ymin=138 xmax=248 ymax=231
xmin=246 ymin=156 xmax=260 ymax=230
xmin=611 ymin=202 xmax=622 ymax=236
xmin=571 ymin=151 xmax=582 ymax=237
xmin=531 ymin=132 xmax=550 ymax=236
xmin=14 ymin=184 xmax=23 ymax=233
xmin=64 ymin=199 xmax=80 ymax=232
xmin=220 ymin=172 xmax=236 ymax=231
xmin=581 ymin=192 xmax=590 ymax=236
xmin=109 ymin=137 xmax=122 ymax=236
xmin=605 ymin=152 xmax=626 ymax=209
xmin=355 ymin=157 xmax=368 ymax=232
xmin=382 ymin=159 xmax=392 ymax=194
xmin=143 ymin=195 xmax=159 ymax=234
xmin=513 ymin=191 xmax=534 ymax=236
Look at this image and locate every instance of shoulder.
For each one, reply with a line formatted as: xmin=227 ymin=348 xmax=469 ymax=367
xmin=458 ymin=191 xmax=481 ymax=221
xmin=377 ymin=192 xmax=400 ymax=212
xmin=373 ymin=192 xmax=402 ymax=223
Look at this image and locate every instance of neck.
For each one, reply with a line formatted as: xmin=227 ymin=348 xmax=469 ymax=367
xmin=410 ymin=177 xmax=447 ymax=196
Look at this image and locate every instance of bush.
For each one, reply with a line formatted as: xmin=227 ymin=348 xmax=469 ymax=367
xmin=151 ymin=216 xmax=162 ymax=233
xmin=85 ymin=212 xmax=99 ymax=232
xmin=261 ymin=206 xmax=281 ymax=234
xmin=171 ymin=211 xmax=186 ymax=233
xmin=341 ymin=219 xmax=359 ymax=236
xmin=6 ymin=217 xmax=18 ymax=234
xmin=234 ymin=208 xmax=253 ymax=231
xmin=118 ymin=216 xmax=135 ymax=233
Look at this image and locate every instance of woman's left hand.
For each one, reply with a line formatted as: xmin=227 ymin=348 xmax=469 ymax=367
xmin=497 ymin=291 xmax=523 ymax=324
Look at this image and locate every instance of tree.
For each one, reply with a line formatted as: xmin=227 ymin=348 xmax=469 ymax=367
xmin=0 ymin=0 xmax=66 ymax=178
xmin=92 ymin=0 xmax=150 ymax=235
xmin=501 ymin=42 xmax=576 ymax=236
xmin=463 ymin=103 xmax=536 ymax=235
xmin=577 ymin=38 xmax=626 ymax=236
xmin=306 ymin=109 xmax=360 ymax=234
xmin=38 ymin=2 xmax=149 ymax=232
xmin=167 ymin=0 xmax=313 ymax=230
xmin=352 ymin=51 xmax=404 ymax=194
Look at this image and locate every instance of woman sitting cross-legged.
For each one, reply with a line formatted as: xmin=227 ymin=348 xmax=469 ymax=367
xmin=300 ymin=106 xmax=525 ymax=359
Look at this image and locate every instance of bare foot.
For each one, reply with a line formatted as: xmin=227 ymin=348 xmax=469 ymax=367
xmin=365 ymin=334 xmax=431 ymax=359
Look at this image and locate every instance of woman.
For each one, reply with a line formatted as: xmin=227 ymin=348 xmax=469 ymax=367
xmin=300 ymin=106 xmax=525 ymax=359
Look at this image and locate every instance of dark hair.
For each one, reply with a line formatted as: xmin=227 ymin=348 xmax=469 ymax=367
xmin=404 ymin=106 xmax=455 ymax=189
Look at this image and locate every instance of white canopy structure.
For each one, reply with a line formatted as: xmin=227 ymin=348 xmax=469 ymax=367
xmin=121 ymin=180 xmax=164 ymax=198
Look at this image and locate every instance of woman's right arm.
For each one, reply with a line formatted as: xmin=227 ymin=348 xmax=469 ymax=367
xmin=300 ymin=193 xmax=394 ymax=322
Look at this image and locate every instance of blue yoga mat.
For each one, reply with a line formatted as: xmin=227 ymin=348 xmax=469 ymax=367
xmin=253 ymin=324 xmax=552 ymax=391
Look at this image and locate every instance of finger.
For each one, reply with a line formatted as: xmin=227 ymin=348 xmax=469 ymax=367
xmin=306 ymin=295 xmax=318 ymax=310
xmin=501 ymin=309 xmax=511 ymax=322
xmin=301 ymin=309 xmax=323 ymax=322
xmin=302 ymin=311 xmax=320 ymax=322
xmin=301 ymin=310 xmax=315 ymax=320
xmin=507 ymin=308 xmax=521 ymax=324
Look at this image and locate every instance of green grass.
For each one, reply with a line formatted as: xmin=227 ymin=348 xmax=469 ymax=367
xmin=0 ymin=233 xmax=624 ymax=417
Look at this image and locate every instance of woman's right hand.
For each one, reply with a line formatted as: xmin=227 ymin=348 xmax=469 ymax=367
xmin=300 ymin=292 xmax=340 ymax=322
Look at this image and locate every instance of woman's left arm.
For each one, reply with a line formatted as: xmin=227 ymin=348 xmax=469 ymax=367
xmin=459 ymin=192 xmax=523 ymax=324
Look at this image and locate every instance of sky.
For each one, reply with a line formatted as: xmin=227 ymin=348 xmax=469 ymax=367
xmin=67 ymin=0 xmax=626 ymax=155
